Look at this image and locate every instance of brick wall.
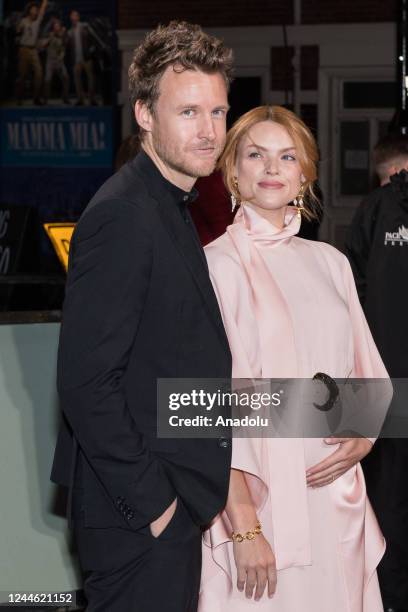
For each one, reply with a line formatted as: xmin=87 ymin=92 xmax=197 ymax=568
xmin=302 ymin=0 xmax=397 ymax=24
xmin=118 ymin=0 xmax=293 ymax=29
xmin=118 ymin=0 xmax=396 ymax=29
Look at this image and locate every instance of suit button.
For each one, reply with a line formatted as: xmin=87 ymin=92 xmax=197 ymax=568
xmin=218 ymin=438 xmax=230 ymax=449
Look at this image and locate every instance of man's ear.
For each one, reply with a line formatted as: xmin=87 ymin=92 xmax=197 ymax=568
xmin=135 ymin=100 xmax=153 ymax=134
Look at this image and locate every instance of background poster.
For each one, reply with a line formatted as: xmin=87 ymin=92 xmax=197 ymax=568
xmin=0 ymin=0 xmax=117 ymax=273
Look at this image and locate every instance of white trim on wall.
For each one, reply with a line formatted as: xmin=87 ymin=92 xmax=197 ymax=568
xmin=318 ymin=65 xmax=394 ymax=243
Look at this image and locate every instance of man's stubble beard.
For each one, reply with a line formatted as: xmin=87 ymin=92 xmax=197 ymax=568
xmin=152 ymin=128 xmax=222 ymax=179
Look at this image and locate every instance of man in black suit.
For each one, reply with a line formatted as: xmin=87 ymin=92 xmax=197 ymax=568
xmin=51 ymin=21 xmax=233 ymax=612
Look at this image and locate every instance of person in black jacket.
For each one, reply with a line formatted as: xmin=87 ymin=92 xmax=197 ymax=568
xmin=345 ymin=134 xmax=408 ymax=612
xmin=51 ymin=21 xmax=233 ymax=612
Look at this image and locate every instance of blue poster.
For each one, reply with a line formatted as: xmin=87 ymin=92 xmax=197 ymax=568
xmin=0 ymin=0 xmax=117 ymax=271
xmin=1 ymin=107 xmax=113 ymax=167
xmin=1 ymin=0 xmax=116 ymax=167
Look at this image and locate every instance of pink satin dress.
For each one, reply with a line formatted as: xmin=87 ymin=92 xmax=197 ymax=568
xmin=199 ymin=204 xmax=389 ymax=612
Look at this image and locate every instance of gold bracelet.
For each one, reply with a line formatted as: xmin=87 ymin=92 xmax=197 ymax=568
xmin=231 ymin=521 xmax=262 ymax=543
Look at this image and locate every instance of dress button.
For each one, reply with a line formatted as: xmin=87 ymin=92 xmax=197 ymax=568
xmin=218 ymin=438 xmax=230 ymax=449
xmin=183 ymin=195 xmax=189 ymax=202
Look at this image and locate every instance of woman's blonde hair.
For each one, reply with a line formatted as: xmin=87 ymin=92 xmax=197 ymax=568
xmin=218 ymin=105 xmax=321 ymax=220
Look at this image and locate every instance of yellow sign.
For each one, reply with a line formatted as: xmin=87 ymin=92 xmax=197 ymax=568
xmin=43 ymin=223 xmax=76 ymax=272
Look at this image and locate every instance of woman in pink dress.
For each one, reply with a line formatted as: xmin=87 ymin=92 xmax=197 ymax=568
xmin=199 ymin=106 xmax=390 ymax=612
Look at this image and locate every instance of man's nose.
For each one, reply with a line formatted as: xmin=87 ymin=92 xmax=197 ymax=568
xmin=198 ymin=114 xmax=216 ymax=141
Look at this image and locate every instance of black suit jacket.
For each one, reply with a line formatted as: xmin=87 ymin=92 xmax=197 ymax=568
xmin=345 ymin=173 xmax=408 ymax=377
xmin=51 ymin=152 xmax=232 ymax=530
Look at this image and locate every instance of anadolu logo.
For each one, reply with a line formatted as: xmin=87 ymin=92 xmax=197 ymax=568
xmin=384 ymin=225 xmax=408 ymax=246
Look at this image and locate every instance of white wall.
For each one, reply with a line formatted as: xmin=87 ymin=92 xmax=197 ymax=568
xmin=0 ymin=323 xmax=81 ymax=597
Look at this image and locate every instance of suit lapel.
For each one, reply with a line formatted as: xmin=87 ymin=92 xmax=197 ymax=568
xmin=155 ymin=195 xmax=230 ymax=355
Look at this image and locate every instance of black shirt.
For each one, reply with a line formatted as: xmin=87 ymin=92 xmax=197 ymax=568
xmin=136 ymin=151 xmax=206 ymax=265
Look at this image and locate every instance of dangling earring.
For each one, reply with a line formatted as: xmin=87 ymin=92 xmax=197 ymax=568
xmin=294 ymin=184 xmax=305 ymax=218
xmin=231 ymin=177 xmax=240 ymax=212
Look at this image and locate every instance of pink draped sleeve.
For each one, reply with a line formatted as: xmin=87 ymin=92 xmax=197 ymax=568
xmin=344 ymin=255 xmax=392 ymax=443
xmin=318 ymin=246 xmax=392 ymax=443
xmin=319 ymin=245 xmax=391 ymax=596
xmin=200 ymin=240 xmax=273 ymax=587
xmin=206 ymin=243 xmax=262 ymax=380
xmin=205 ymin=240 xmax=270 ymax=518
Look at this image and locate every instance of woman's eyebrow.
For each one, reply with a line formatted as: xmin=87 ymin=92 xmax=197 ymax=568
xmin=245 ymin=143 xmax=297 ymax=153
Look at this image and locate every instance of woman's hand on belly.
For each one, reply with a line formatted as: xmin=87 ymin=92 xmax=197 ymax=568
xmin=233 ymin=532 xmax=277 ymax=601
xmin=305 ymin=436 xmax=373 ymax=487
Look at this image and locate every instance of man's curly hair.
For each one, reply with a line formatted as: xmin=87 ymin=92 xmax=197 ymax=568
xmin=128 ymin=20 xmax=234 ymax=111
